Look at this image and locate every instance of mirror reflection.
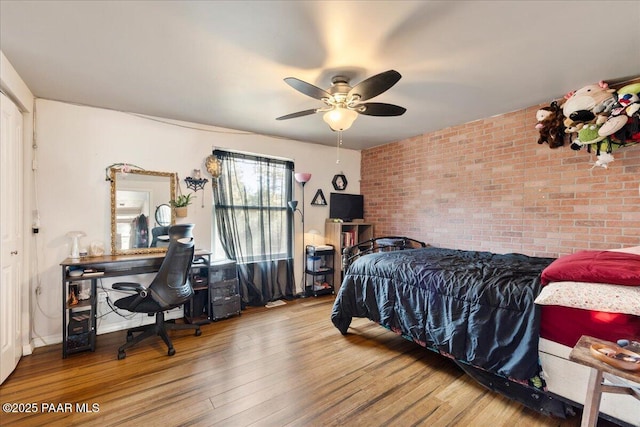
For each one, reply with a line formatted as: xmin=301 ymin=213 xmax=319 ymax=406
xmin=110 ymin=168 xmax=176 ymax=255
xmin=155 ymin=204 xmax=171 ymax=227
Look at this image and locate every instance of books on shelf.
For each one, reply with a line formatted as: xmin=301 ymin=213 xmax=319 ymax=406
xmin=341 ymin=230 xmax=357 ymax=248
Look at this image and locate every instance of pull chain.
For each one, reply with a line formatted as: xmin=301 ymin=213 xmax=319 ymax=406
xmin=336 ymin=131 xmax=343 ymax=164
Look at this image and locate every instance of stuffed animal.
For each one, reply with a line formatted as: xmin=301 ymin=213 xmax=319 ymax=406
xmin=609 ymin=115 xmax=640 ymax=145
xmin=536 ymin=80 xmax=639 ymax=165
xmin=614 ymin=82 xmax=640 ymax=116
xmin=563 ymin=117 xmax=583 ymax=135
xmin=592 ymin=152 xmax=615 ymax=169
xmin=572 ymin=123 xmax=624 ymax=168
xmin=535 ymin=101 xmax=565 ymax=148
xmin=599 ymin=82 xmax=640 ymax=144
xmin=563 ymin=81 xmax=616 ymax=127
xmin=571 ymin=124 xmax=607 ymax=150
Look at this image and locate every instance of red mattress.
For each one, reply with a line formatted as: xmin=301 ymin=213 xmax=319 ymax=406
xmin=539 ymin=248 xmax=640 ymax=347
xmin=540 ymin=305 xmax=640 ymax=348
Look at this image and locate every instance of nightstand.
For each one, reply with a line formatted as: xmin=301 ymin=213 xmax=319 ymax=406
xmin=569 ymin=335 xmax=640 ymax=427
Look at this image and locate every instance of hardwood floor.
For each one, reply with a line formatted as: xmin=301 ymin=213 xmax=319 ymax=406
xmin=0 ymin=296 xmax=616 ymax=426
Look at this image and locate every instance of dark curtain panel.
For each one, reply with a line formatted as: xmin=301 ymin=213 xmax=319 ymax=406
xmin=212 ymin=150 xmax=294 ymax=306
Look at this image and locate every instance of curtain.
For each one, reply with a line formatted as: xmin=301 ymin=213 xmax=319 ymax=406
xmin=212 ymin=150 xmax=295 ymax=306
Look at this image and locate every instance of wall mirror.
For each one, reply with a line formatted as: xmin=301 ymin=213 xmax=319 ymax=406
xmin=110 ymin=168 xmax=176 ymax=255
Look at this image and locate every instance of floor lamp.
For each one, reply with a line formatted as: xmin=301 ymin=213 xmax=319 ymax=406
xmin=289 ymin=172 xmax=311 ymax=296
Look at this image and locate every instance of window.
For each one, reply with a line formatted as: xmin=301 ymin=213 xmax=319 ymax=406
xmin=212 ymin=150 xmax=293 ymax=263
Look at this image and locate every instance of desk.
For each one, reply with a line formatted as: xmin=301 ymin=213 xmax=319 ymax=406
xmin=60 ymin=250 xmax=210 ymax=358
xmin=569 ymin=335 xmax=640 ymax=427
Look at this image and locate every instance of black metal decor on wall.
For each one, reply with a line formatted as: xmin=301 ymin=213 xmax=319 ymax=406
xmin=332 ymin=174 xmax=347 ymax=191
xmin=311 ymin=189 xmax=327 ymax=206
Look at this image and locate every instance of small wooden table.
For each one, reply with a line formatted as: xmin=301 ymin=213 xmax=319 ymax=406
xmin=569 ymin=335 xmax=640 ymax=427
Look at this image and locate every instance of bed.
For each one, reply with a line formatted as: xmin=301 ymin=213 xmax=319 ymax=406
xmin=331 ymin=238 xmax=640 ymax=425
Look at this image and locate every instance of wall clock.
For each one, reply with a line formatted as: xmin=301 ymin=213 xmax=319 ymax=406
xmin=332 ymin=174 xmax=347 ymax=191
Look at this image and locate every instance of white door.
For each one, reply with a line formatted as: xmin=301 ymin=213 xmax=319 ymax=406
xmin=0 ymin=91 xmax=24 ymax=384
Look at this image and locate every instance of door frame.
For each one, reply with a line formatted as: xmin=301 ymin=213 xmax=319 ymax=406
xmin=1 ymin=52 xmax=35 ymax=364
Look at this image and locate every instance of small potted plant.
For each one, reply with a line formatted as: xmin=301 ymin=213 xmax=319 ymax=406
xmin=170 ymin=193 xmax=195 ymax=218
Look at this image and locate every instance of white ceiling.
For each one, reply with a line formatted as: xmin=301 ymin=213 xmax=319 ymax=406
xmin=2 ymin=1 xmax=639 ymax=150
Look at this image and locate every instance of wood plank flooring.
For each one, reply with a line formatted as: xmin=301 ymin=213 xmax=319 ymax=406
xmin=0 ymin=296 xmax=616 ymax=426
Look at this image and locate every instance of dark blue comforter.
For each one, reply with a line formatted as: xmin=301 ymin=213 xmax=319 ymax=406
xmin=331 ymin=247 xmax=555 ymax=381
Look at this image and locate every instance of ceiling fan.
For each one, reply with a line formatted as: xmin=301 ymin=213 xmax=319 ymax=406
xmin=276 ymin=69 xmax=406 ymax=131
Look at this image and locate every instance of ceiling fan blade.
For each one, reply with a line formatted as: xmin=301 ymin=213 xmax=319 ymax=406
xmin=348 ymin=70 xmax=402 ymax=101
xmin=357 ymin=102 xmax=407 ymax=117
xmin=276 ymin=109 xmax=319 ymax=120
xmin=284 ymin=77 xmax=331 ymax=100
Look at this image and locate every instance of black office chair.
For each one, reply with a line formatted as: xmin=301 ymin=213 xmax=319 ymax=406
xmin=112 ymin=223 xmax=201 ymax=359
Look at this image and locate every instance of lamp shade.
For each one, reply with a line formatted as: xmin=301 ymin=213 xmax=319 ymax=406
xmin=323 ymin=107 xmax=358 ymax=131
xmin=294 ymin=173 xmax=312 ymax=183
xmin=288 ymin=200 xmax=299 ymax=211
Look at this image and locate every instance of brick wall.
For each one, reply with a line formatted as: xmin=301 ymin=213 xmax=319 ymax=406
xmin=361 ymin=105 xmax=640 ymax=257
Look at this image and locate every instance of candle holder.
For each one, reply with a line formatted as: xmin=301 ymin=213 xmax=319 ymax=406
xmin=184 ymin=177 xmax=209 ymax=192
xmin=185 ymin=169 xmax=209 ymax=207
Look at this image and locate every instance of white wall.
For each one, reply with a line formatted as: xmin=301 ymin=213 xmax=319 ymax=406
xmin=32 ymin=99 xmax=361 ymax=346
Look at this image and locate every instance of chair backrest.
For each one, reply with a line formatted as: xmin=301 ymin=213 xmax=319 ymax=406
xmin=150 ymin=226 xmax=170 ymax=247
xmin=148 ymin=223 xmax=196 ymax=309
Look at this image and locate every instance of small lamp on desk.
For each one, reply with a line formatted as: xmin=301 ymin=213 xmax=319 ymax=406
xmin=67 ymin=231 xmax=86 ymax=259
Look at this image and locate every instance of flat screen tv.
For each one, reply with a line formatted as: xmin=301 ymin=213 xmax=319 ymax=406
xmin=329 ymin=193 xmax=364 ymax=222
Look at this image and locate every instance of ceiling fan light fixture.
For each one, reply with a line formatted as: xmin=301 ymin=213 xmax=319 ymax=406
xmin=279 ymin=70 xmax=404 ymax=132
xmin=323 ymin=107 xmax=358 ymax=131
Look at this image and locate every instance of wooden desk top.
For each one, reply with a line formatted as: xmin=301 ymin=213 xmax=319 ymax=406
xmin=61 ymin=249 xmax=211 ymax=281
xmin=569 ymin=335 xmax=640 ymax=384
xmin=61 ymin=249 xmax=210 ymax=267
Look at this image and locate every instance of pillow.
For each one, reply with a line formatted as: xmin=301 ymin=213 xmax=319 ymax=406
xmin=609 ymin=245 xmax=640 ymax=256
xmin=541 ymin=250 xmax=640 ymax=286
xmin=535 ymin=281 xmax=640 ymax=315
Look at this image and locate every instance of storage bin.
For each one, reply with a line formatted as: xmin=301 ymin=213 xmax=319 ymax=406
xmin=307 ymin=256 xmax=322 ymax=272
xmin=211 ymin=295 xmax=241 ymax=320
xmin=210 ymin=279 xmax=239 ymax=303
xmin=66 ymin=332 xmax=90 ymax=349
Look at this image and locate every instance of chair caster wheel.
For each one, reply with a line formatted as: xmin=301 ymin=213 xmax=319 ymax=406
xmin=118 ymin=351 xmax=126 ymax=360
xmin=195 ymin=329 xmax=202 ymax=337
xmin=168 ymin=348 xmax=176 ymax=356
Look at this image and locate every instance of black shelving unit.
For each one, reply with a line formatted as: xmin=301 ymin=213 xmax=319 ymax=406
xmin=305 ymin=245 xmax=335 ymax=296
xmin=184 ymin=252 xmax=212 ymax=325
xmin=61 ymin=273 xmax=98 ymax=358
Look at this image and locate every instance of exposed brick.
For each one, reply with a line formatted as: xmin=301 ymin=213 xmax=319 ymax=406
xmin=362 ymin=102 xmax=640 ymax=256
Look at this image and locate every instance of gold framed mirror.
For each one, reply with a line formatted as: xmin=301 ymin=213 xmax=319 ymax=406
xmin=110 ymin=168 xmax=177 ymax=255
